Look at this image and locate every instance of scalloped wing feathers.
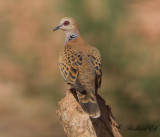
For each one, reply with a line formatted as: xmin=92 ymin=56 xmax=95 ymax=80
xmin=59 ymin=43 xmax=102 ymax=118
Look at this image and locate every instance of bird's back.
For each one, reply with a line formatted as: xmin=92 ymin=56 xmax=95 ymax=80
xmin=59 ymin=37 xmax=102 ymax=118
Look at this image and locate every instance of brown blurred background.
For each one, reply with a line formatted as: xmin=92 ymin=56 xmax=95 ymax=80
xmin=0 ymin=0 xmax=160 ymax=137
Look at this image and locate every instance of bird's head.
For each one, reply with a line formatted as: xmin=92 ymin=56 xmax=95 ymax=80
xmin=53 ymin=17 xmax=80 ymax=32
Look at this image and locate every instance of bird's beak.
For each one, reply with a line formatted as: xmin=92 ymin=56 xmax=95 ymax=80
xmin=53 ymin=25 xmax=62 ymax=31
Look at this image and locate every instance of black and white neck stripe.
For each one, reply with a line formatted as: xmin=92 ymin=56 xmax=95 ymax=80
xmin=68 ymin=33 xmax=78 ymax=41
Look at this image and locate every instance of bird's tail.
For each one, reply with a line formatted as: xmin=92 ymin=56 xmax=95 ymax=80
xmin=76 ymin=88 xmax=101 ymax=118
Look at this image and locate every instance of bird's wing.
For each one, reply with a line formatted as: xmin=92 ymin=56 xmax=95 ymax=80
xmin=59 ymin=45 xmax=82 ymax=85
xmin=88 ymin=46 xmax=102 ymax=90
xmin=59 ymin=44 xmax=101 ymax=118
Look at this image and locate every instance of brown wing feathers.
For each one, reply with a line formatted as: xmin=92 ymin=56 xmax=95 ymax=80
xmin=59 ymin=45 xmax=82 ymax=85
xmin=88 ymin=47 xmax=102 ymax=90
xmin=59 ymin=44 xmax=101 ymax=118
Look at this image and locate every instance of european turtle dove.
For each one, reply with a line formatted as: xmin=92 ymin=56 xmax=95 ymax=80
xmin=53 ymin=17 xmax=102 ymax=118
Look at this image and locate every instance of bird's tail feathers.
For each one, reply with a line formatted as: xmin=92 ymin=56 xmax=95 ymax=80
xmin=76 ymin=89 xmax=101 ymax=118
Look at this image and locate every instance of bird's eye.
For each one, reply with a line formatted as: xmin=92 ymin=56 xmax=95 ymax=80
xmin=64 ymin=21 xmax=70 ymax=26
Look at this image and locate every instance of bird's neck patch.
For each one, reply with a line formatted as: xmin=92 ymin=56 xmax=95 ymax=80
xmin=67 ymin=33 xmax=78 ymax=41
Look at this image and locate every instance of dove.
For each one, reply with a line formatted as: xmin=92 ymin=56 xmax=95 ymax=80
xmin=53 ymin=17 xmax=102 ymax=118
